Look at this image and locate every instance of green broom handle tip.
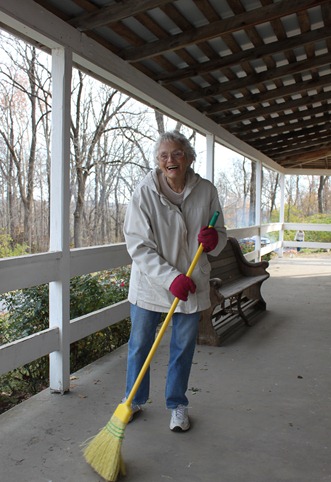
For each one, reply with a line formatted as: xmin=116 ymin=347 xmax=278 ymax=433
xmin=208 ymin=210 xmax=220 ymax=228
xmin=185 ymin=211 xmax=220 ymax=278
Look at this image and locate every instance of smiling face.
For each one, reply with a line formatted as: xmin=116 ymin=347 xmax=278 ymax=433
xmin=157 ymin=140 xmax=193 ymax=192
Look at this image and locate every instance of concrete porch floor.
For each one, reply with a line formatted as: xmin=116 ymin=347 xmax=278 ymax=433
xmin=1 ymin=255 xmax=331 ymax=482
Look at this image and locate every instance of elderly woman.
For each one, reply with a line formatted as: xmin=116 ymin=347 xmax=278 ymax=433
xmin=123 ymin=130 xmax=227 ymax=431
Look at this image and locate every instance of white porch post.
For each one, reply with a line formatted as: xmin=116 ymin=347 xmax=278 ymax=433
xmin=205 ymin=133 xmax=215 ymax=182
xmin=278 ymin=173 xmax=285 ymax=257
xmin=255 ymin=160 xmax=262 ymax=261
xmin=49 ymin=47 xmax=72 ymax=393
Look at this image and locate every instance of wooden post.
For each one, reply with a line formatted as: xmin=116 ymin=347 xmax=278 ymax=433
xmin=255 ymin=159 xmax=262 ymax=262
xmin=279 ymin=173 xmax=285 ymax=258
xmin=205 ymin=133 xmax=215 ymax=182
xmin=49 ymin=47 xmax=72 ymax=393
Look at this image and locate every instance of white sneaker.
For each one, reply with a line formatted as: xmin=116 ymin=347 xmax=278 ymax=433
xmin=129 ymin=403 xmax=142 ymax=422
xmin=170 ymin=405 xmax=190 ymax=432
xmin=121 ymin=398 xmax=142 ymax=422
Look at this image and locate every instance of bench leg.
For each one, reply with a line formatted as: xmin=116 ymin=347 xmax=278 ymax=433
xmin=197 ymin=279 xmax=224 ymax=346
xmin=236 ymin=291 xmax=251 ymax=326
xmin=198 ymin=307 xmax=221 ymax=346
xmin=244 ymin=282 xmax=267 ymax=310
xmin=229 ymin=290 xmax=265 ymax=327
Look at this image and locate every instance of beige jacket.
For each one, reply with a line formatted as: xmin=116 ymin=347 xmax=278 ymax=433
xmin=123 ymin=167 xmax=227 ymax=313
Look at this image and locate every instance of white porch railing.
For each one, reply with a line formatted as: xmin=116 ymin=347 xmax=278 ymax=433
xmin=0 ymin=243 xmax=131 ymax=378
xmin=228 ymin=222 xmax=331 ymax=261
xmin=0 ymin=224 xmax=330 ymax=386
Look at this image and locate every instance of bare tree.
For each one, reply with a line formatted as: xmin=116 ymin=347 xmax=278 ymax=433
xmin=285 ymin=176 xmax=295 ymax=222
xmin=214 ymin=157 xmax=253 ymax=228
xmin=241 ymin=158 xmax=250 ymax=226
xmin=70 ymin=72 xmax=132 ymax=247
xmin=0 ymin=34 xmax=51 ymax=251
xmin=155 ymin=110 xmax=165 ymax=134
xmin=261 ymin=168 xmax=279 ymax=222
xmin=70 ymin=71 xmax=161 ymax=247
xmin=318 ymin=175 xmax=329 ymax=214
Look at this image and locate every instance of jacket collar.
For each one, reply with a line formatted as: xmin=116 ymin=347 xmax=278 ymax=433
xmin=149 ymin=167 xmax=200 ymax=198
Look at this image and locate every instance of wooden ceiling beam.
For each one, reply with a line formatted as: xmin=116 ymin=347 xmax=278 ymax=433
xmin=182 ymin=51 xmax=331 ymax=102
xmin=273 ymin=146 xmax=331 ymax=165
xmin=206 ymin=76 xmax=331 ymax=116
xmin=211 ymin=85 xmax=331 ymax=126
xmin=247 ymin=126 xmax=331 ymax=156
xmin=236 ymin=107 xmax=331 ymax=140
xmin=231 ymin=104 xmax=331 ymax=137
xmin=68 ymin=0 xmax=172 ymax=30
xmin=261 ymin=139 xmax=330 ymax=158
xmin=155 ymin=26 xmax=331 ymax=84
xmin=252 ymin=128 xmax=331 ymax=152
xmin=120 ymin=0 xmax=329 ymax=61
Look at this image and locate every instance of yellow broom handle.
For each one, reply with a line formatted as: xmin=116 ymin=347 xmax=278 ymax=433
xmin=126 ymin=211 xmax=220 ymax=406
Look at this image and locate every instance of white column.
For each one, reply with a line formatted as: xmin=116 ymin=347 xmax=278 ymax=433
xmin=278 ymin=173 xmax=285 ymax=258
xmin=255 ymin=160 xmax=262 ymax=261
xmin=205 ymin=133 xmax=215 ymax=182
xmin=49 ymin=47 xmax=72 ymax=393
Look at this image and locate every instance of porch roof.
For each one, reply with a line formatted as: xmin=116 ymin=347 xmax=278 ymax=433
xmin=31 ymin=0 xmax=331 ymax=172
xmin=1 ymin=255 xmax=330 ymax=482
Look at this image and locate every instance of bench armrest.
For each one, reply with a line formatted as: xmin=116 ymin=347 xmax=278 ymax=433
xmin=228 ymin=237 xmax=269 ymax=276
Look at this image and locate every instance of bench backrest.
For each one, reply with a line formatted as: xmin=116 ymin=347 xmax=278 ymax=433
xmin=208 ymin=238 xmax=243 ymax=284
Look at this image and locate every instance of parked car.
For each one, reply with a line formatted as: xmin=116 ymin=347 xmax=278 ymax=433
xmin=250 ymin=235 xmax=271 ymax=246
xmin=239 ymin=237 xmax=254 ymax=246
xmin=239 ymin=236 xmax=271 ymax=247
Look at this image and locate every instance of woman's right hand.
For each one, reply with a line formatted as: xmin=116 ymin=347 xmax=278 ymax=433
xmin=169 ymin=274 xmax=196 ymax=301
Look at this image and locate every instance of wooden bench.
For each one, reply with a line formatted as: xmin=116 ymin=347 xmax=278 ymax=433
xmin=198 ymin=237 xmax=270 ymax=346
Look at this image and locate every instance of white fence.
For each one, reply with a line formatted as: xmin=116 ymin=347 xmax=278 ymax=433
xmin=227 ymin=222 xmax=331 ymax=261
xmin=1 ymin=223 xmax=330 ymax=386
xmin=0 ymin=244 xmax=131 ymax=380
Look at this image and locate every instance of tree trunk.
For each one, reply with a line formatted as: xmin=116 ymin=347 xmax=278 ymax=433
xmin=73 ymin=169 xmax=86 ymax=248
xmin=318 ymin=176 xmax=326 ymax=214
xmin=269 ymin=173 xmax=279 ymax=218
xmin=155 ymin=110 xmax=165 ymax=134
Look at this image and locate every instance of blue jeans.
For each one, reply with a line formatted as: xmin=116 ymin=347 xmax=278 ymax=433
xmin=125 ymin=304 xmax=200 ymax=409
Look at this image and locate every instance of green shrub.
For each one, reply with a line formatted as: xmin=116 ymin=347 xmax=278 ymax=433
xmin=0 ymin=267 xmax=131 ymax=413
xmin=0 ymin=232 xmax=29 ymax=258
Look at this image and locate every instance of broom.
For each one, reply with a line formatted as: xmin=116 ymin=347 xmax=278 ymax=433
xmin=83 ymin=210 xmax=220 ymax=481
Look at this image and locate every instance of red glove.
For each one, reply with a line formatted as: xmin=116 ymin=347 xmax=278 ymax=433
xmin=198 ymin=226 xmax=218 ymax=252
xmin=169 ymin=274 xmax=196 ymax=301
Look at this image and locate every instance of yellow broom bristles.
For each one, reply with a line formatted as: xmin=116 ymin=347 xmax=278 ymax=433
xmin=83 ymin=414 xmax=127 ymax=481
